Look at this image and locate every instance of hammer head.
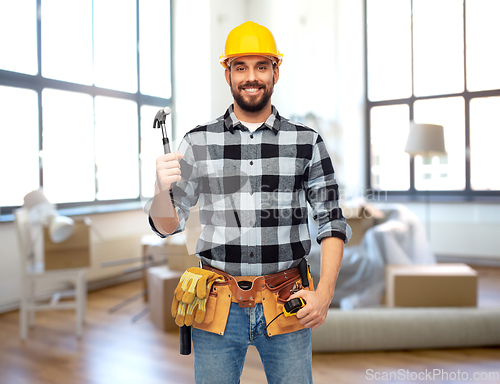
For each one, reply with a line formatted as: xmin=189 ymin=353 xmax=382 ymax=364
xmin=153 ymin=107 xmax=172 ymax=128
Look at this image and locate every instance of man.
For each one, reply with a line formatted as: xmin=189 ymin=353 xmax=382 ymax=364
xmin=150 ymin=21 xmax=350 ymax=384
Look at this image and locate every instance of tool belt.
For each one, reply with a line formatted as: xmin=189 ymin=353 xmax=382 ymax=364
xmin=192 ymin=264 xmax=314 ymax=337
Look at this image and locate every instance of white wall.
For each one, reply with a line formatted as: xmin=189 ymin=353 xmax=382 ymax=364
xmin=209 ymin=0 xmax=247 ymax=119
xmin=170 ymin=0 xmax=212 ymax=145
xmin=403 ymin=202 xmax=500 ymax=263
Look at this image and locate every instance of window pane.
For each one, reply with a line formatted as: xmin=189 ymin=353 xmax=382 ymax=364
xmin=94 ymin=0 xmax=137 ymax=93
xmin=0 ymin=0 xmax=38 ymax=75
xmin=366 ymin=0 xmax=412 ymax=101
xmin=370 ymin=104 xmax=410 ymax=190
xmin=466 ymin=0 xmax=500 ymax=92
xmin=0 ymin=87 xmax=39 ymax=206
xmin=41 ymin=0 xmax=93 ymax=85
xmin=140 ymin=105 xmax=172 ymax=198
xmin=42 ymin=89 xmax=95 ymax=203
xmin=413 ymin=0 xmax=464 ymax=96
xmin=470 ymin=97 xmax=500 ymax=190
xmin=95 ymin=97 xmax=139 ymax=200
xmin=140 ymin=0 xmax=172 ymax=98
xmin=414 ymin=97 xmax=465 ymax=190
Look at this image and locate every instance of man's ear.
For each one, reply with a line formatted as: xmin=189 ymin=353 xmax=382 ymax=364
xmin=225 ymin=68 xmax=231 ymax=86
xmin=273 ymin=65 xmax=280 ymax=85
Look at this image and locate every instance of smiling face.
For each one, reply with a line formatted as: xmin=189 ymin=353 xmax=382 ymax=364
xmin=225 ymin=56 xmax=279 ymax=116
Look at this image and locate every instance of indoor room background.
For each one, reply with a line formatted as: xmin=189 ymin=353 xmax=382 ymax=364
xmin=1 ymin=0 xmax=499 ymax=314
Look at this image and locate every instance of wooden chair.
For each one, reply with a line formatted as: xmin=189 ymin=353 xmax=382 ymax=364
xmin=14 ymin=208 xmax=87 ymax=340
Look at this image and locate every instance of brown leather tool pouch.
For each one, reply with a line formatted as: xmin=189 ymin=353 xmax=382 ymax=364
xmin=262 ymin=272 xmax=314 ymax=337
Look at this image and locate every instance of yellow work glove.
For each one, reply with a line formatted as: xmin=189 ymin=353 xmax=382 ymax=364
xmin=172 ymin=267 xmax=223 ymax=326
xmin=172 ymin=296 xmax=207 ymax=327
xmin=185 ymin=296 xmax=207 ymax=326
xmin=174 ymin=267 xmax=222 ymax=304
xmin=172 ymin=300 xmax=187 ymax=326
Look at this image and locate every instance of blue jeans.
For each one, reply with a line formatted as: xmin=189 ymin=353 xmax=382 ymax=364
xmin=192 ymin=302 xmax=313 ymax=384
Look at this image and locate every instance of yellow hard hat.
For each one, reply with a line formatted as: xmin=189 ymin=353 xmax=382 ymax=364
xmin=219 ymin=21 xmax=283 ymax=68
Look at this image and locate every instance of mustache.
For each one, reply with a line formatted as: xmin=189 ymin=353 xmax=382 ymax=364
xmin=238 ymin=81 xmax=265 ymax=90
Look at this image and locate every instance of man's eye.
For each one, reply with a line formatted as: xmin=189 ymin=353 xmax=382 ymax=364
xmin=258 ymin=66 xmax=266 ymax=70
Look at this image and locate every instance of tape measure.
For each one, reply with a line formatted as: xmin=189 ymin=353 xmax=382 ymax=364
xmin=283 ymin=298 xmax=306 ymax=317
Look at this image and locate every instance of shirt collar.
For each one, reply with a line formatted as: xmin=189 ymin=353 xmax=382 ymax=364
xmin=223 ymin=104 xmax=281 ymax=135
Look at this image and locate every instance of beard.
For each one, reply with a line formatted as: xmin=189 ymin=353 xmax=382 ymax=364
xmin=230 ymin=79 xmax=274 ymax=113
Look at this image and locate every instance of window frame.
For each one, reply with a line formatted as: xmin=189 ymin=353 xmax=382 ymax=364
xmin=364 ymin=0 xmax=500 ymax=202
xmin=0 ymin=0 xmax=173 ymax=220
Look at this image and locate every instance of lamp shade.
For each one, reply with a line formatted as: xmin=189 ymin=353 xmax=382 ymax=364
xmin=22 ymin=189 xmax=75 ymax=243
xmin=23 ymin=189 xmax=56 ymax=223
xmin=404 ymin=123 xmax=447 ymax=156
xmin=48 ymin=215 xmax=75 ymax=243
xmin=23 ymin=189 xmax=54 ymax=211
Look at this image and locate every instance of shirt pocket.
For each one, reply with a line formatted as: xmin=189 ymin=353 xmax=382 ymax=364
xmin=263 ymin=160 xmax=305 ymax=193
xmin=198 ymin=164 xmax=239 ymax=196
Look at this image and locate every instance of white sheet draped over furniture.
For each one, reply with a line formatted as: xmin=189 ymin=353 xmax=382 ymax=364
xmin=309 ymin=204 xmax=436 ymax=309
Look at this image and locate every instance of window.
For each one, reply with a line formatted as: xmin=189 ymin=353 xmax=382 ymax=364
xmin=0 ymin=86 xmax=40 ymax=206
xmin=366 ymin=0 xmax=500 ymax=199
xmin=0 ymin=0 xmax=172 ymax=217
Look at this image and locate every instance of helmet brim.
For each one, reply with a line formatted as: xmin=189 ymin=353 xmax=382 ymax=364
xmin=219 ymin=52 xmax=283 ymax=68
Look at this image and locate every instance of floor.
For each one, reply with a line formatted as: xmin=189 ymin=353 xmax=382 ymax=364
xmin=0 ymin=266 xmax=498 ymax=384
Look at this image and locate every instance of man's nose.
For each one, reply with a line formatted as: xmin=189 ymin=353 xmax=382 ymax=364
xmin=245 ymin=68 xmax=257 ymax=82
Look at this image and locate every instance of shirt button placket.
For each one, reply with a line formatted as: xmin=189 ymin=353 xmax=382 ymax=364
xmin=242 ymin=131 xmax=252 ymax=259
xmin=248 ymin=133 xmax=257 ymax=260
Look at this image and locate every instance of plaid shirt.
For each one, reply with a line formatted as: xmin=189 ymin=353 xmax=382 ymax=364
xmin=150 ymin=105 xmax=351 ymax=276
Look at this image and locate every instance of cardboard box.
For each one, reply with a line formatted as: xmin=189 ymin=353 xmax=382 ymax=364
xmin=385 ymin=264 xmax=478 ymax=307
xmin=44 ymin=219 xmax=91 ymax=270
xmin=147 ymin=266 xmax=183 ymax=332
xmin=166 ymin=235 xmax=199 ymax=271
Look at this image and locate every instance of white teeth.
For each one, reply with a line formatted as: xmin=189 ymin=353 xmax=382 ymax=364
xmin=245 ymin=88 xmax=259 ymax=93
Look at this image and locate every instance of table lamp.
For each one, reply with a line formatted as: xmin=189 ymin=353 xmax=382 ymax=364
xmin=404 ymin=123 xmax=447 ymax=241
xmin=23 ymin=189 xmax=75 ymax=243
